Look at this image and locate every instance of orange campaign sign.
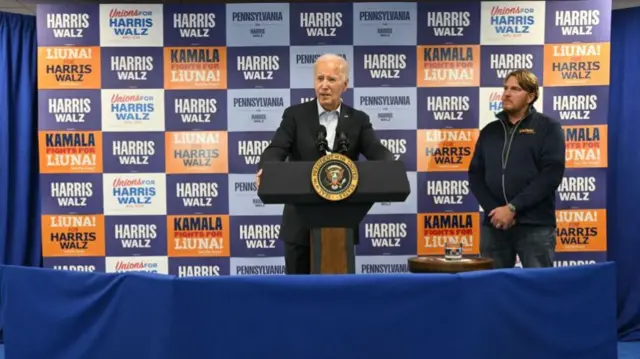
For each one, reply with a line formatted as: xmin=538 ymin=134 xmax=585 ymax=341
xmin=556 ymin=209 xmax=607 ymax=252
xmin=41 ymin=214 xmax=105 ymax=257
xmin=167 ymin=215 xmax=230 ymax=257
xmin=39 ymin=131 xmax=103 ymax=173
xmin=543 ymin=42 xmax=610 ymax=87
xmin=563 ymin=125 xmax=607 ymax=168
xmin=164 ymin=47 xmax=228 ymax=90
xmin=37 ymin=47 xmax=101 ymax=89
xmin=416 ymin=45 xmax=480 ymax=87
xmin=165 ymin=131 xmax=228 ymax=173
xmin=417 ymin=129 xmax=479 ymax=172
xmin=417 ymin=212 xmax=480 ymax=256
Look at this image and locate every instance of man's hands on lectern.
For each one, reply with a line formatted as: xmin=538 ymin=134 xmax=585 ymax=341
xmin=256 ymin=169 xmax=262 ymax=188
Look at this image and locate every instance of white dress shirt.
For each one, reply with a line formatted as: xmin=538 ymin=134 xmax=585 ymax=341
xmin=317 ymin=101 xmax=340 ymax=154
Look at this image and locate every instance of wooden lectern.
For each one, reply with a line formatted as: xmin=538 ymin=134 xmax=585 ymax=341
xmin=257 ymin=158 xmax=410 ymax=274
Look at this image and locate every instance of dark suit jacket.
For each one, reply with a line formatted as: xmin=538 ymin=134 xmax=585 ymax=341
xmin=258 ymin=99 xmax=394 ymax=245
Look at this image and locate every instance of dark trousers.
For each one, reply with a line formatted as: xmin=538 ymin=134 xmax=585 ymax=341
xmin=284 ymin=242 xmax=311 ymax=275
xmin=480 ymin=224 xmax=556 ymax=269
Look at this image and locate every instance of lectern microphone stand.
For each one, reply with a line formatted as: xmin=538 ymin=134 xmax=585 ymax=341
xmin=257 ymin=154 xmax=410 ymax=274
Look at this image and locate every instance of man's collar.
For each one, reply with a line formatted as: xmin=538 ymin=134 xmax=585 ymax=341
xmin=317 ymin=100 xmax=341 ymax=116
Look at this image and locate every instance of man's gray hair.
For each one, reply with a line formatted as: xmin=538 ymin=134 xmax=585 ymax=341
xmin=314 ymin=53 xmax=349 ymax=82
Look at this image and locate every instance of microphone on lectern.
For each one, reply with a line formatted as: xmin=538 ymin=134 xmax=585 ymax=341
xmin=316 ymin=125 xmax=330 ymax=155
xmin=336 ymin=131 xmax=349 ymax=155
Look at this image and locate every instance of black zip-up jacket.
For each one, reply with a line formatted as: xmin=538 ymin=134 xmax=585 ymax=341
xmin=468 ymin=106 xmax=566 ymax=227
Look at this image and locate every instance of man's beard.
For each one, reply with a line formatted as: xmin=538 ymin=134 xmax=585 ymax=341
xmin=503 ymin=104 xmax=529 ymax=121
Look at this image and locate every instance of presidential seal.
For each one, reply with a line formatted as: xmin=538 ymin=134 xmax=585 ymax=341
xmin=311 ymin=153 xmax=359 ymax=201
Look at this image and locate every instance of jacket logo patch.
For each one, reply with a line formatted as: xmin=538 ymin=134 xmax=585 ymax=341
xmin=519 ymin=128 xmax=535 ymax=134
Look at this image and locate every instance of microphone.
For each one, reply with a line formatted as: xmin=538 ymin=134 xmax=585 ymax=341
xmin=336 ymin=131 xmax=349 ymax=155
xmin=316 ymin=125 xmax=330 ymax=155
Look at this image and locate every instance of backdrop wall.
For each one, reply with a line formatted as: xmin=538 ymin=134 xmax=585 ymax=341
xmin=36 ymin=1 xmax=610 ymax=276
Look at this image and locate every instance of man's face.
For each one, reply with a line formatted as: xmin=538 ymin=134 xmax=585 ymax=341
xmin=314 ymin=60 xmax=347 ymax=111
xmin=502 ymin=76 xmax=534 ymax=113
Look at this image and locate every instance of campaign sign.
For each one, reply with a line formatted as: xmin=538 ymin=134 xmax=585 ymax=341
xmin=356 ymin=255 xmax=411 ymax=274
xmin=227 ymin=46 xmax=290 ymax=89
xmin=353 ymin=46 xmax=417 ymax=88
xmin=543 ymin=43 xmax=610 ymax=87
xmin=100 ymin=47 xmax=164 ymax=89
xmin=101 ymin=89 xmax=166 ymax=132
xmin=359 ymin=129 xmax=417 ymax=172
xmin=102 ymin=132 xmax=166 ymax=173
xmin=358 ymin=214 xmax=417 ymax=256
xmin=38 ymin=89 xmax=102 ymax=131
xmin=480 ymin=45 xmax=544 ymax=87
xmin=556 ymin=168 xmax=606 ymax=210
xmin=163 ymin=4 xmax=227 ymax=46
xmin=542 ymin=86 xmax=608 ymax=125
xmin=289 ymin=3 xmax=353 ymax=45
xmin=545 ymin=0 xmax=611 ymax=44
xmin=563 ymin=124 xmax=607 ymax=169
xmin=37 ymin=46 xmax=101 ymax=90
xmin=228 ymin=174 xmax=283 ymax=216
xmin=43 ymin=256 xmax=106 ymax=273
xmin=99 ymin=4 xmax=164 ymax=47
xmin=289 ymin=46 xmax=354 ymax=89
xmin=38 ymin=131 xmax=103 ymax=174
xmin=417 ymin=2 xmax=481 ymax=45
xmin=103 ymin=173 xmax=167 ymax=216
xmin=166 ymin=214 xmax=230 ymax=257
xmin=416 ymin=128 xmax=479 ymax=172
xmin=37 ymin=4 xmax=100 ymax=46
xmin=227 ymin=89 xmax=290 ymax=132
xmin=353 ymin=2 xmax=417 ymax=46
xmin=105 ymin=256 xmax=169 ymax=274
xmin=290 ymin=88 xmax=354 ymax=107
xmin=417 ymin=87 xmax=479 ymax=129
xmin=417 ymin=212 xmax=480 ymax=255
xmin=555 ymin=209 xmax=607 ymax=253
xmin=41 ymin=213 xmax=105 ymax=257
xmin=418 ymin=172 xmax=479 ymax=213
xmin=228 ymin=132 xmax=274 ymax=174
xmin=165 ymin=90 xmax=227 ymax=131
xmin=164 ymin=90 xmax=227 ymax=131
xmin=353 ymin=87 xmax=417 ymax=130
xmin=169 ymin=257 xmax=231 ymax=277
xmin=553 ymin=251 xmax=607 ymax=267
xmin=480 ymin=1 xmax=546 ymax=45
xmin=166 ymin=174 xmax=229 ymax=215
xmin=416 ymin=45 xmax=481 ymax=87
xmin=230 ymin=257 xmax=286 ymax=275
xmin=105 ymin=215 xmax=167 ymax=257
xmin=163 ymin=47 xmax=227 ymax=90
xmin=225 ymin=3 xmax=290 ymax=47
xmin=165 ymin=131 xmax=229 ymax=174
xmin=230 ymin=215 xmax=284 ymax=257
xmin=40 ymin=174 xmax=103 ymax=215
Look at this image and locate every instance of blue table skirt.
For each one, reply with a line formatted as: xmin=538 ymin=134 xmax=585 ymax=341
xmin=0 ymin=263 xmax=618 ymax=359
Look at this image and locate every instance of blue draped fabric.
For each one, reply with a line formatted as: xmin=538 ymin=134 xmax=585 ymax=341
xmin=0 ymin=264 xmax=619 ymax=359
xmin=608 ymin=7 xmax=640 ymax=342
xmin=0 ymin=12 xmax=40 ymax=269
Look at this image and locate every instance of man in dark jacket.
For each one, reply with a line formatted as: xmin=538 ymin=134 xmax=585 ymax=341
xmin=468 ymin=69 xmax=566 ymax=268
xmin=256 ymin=54 xmax=393 ymax=274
